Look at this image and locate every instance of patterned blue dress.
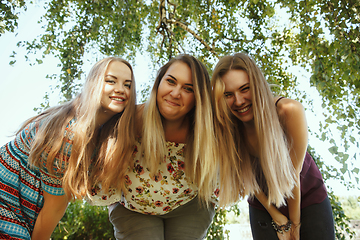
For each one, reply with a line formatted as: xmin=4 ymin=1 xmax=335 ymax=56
xmin=0 ymin=121 xmax=70 ymax=239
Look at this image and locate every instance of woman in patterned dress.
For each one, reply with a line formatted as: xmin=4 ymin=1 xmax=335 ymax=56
xmin=211 ymin=53 xmax=334 ymax=240
xmin=95 ymin=54 xmax=218 ymax=240
xmin=0 ymin=57 xmax=137 ymax=239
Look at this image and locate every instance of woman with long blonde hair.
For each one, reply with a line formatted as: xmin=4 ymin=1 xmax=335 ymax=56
xmin=211 ymin=53 xmax=334 ymax=240
xmin=94 ymin=54 xmax=218 ymax=239
xmin=0 ymin=57 xmax=136 ymax=239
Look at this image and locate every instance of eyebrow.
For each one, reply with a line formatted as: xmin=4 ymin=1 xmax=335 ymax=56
xmin=238 ymin=83 xmax=249 ymax=90
xmin=105 ymin=74 xmax=132 ymax=82
xmin=105 ymin=74 xmax=117 ymax=79
xmin=167 ymin=74 xmax=193 ymax=86
xmin=167 ymin=74 xmax=177 ymax=81
xmin=224 ymin=83 xmax=249 ymax=94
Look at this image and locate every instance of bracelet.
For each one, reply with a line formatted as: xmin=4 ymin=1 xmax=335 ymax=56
xmin=271 ymin=219 xmax=292 ymax=234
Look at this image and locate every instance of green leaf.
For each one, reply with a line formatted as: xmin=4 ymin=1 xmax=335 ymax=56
xmin=328 ymin=146 xmax=338 ymax=154
xmin=7 ymin=1 xmax=359 ymax=238
xmin=340 ymin=163 xmax=347 ymax=174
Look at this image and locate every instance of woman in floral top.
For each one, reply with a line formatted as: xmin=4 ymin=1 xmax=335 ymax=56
xmin=97 ymin=54 xmax=218 ymax=239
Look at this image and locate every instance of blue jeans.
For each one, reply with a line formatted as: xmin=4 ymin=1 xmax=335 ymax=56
xmin=249 ymin=196 xmax=335 ymax=240
xmin=109 ymin=197 xmax=215 ymax=240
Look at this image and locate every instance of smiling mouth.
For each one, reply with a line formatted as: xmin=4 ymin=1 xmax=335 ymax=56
xmin=165 ymin=99 xmax=179 ymax=106
xmin=110 ymin=97 xmax=125 ymax=102
xmin=235 ymin=105 xmax=251 ymax=113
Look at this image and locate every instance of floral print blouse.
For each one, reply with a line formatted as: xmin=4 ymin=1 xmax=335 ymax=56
xmin=89 ymin=139 xmax=198 ymax=215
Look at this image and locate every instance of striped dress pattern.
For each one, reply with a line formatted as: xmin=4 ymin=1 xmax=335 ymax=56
xmin=0 ymin=121 xmax=70 ymax=239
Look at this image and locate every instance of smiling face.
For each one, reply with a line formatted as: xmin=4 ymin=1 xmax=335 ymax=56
xmin=156 ymin=61 xmax=195 ymax=123
xmin=100 ymin=61 xmax=133 ymax=117
xmin=222 ymin=69 xmax=254 ymax=124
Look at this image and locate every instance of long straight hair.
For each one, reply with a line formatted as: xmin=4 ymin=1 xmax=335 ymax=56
xmin=19 ymin=57 xmax=136 ymax=199
xmin=211 ymin=53 xmax=296 ymax=207
xmin=141 ymin=54 xmax=218 ymax=203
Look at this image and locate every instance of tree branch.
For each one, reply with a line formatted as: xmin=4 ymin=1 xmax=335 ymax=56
xmin=156 ymin=0 xmax=218 ymax=58
xmin=168 ymin=19 xmax=219 ymax=58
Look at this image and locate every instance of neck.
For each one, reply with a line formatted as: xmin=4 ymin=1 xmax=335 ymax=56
xmin=95 ymin=109 xmax=114 ymax=130
xmin=244 ymin=121 xmax=256 ymax=136
xmin=242 ymin=117 xmax=255 ymax=131
xmin=243 ymin=120 xmax=259 ymax=157
xmin=163 ymin=117 xmax=189 ymax=143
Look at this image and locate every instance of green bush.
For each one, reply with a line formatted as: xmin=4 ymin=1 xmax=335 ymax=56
xmin=206 ymin=205 xmax=240 ymax=240
xmin=340 ymin=196 xmax=360 ymax=220
xmin=329 ymin=192 xmax=356 ymax=240
xmin=52 ymin=200 xmax=114 ymax=240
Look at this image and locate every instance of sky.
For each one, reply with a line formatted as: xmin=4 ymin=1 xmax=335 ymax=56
xmin=0 ymin=3 xmax=358 ymax=197
xmin=0 ymin=3 xmax=152 ymax=145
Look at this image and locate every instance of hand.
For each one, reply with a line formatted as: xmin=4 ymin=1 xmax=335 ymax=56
xmin=276 ymin=230 xmax=291 ymax=240
xmin=272 ymin=215 xmax=289 ymax=228
xmin=272 ymin=217 xmax=292 ymax=240
xmin=290 ymin=222 xmax=300 ymax=240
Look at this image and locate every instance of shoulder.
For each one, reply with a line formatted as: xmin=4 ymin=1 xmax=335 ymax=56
xmin=275 ymin=97 xmax=308 ymax=170
xmin=275 ymin=97 xmax=305 ymax=121
xmin=20 ymin=120 xmax=41 ymax=140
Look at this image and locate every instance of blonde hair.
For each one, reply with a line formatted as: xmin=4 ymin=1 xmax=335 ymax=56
xmin=142 ymin=54 xmax=217 ymax=203
xmin=211 ymin=53 xmax=296 ymax=207
xmin=19 ymin=57 xmax=136 ymax=199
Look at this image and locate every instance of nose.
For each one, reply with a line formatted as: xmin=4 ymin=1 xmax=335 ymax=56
xmin=234 ymin=92 xmax=245 ymax=106
xmin=114 ymin=83 xmax=125 ymax=93
xmin=170 ymin=86 xmax=181 ymax=98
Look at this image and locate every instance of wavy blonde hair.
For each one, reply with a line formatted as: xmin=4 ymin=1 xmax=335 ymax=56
xmin=141 ymin=54 xmax=218 ymax=203
xmin=211 ymin=53 xmax=296 ymax=207
xmin=19 ymin=57 xmax=136 ymax=199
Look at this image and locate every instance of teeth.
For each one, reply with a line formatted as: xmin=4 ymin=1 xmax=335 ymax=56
xmin=237 ymin=105 xmax=250 ymax=113
xmin=112 ymin=98 xmax=124 ymax=102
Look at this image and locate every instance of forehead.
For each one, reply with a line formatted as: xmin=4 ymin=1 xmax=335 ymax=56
xmin=106 ymin=61 xmax=132 ymax=77
xmin=222 ymin=69 xmax=249 ymax=91
xmin=164 ymin=61 xmax=193 ymax=84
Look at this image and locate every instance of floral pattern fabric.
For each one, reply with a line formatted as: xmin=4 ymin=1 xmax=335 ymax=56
xmin=90 ymin=139 xmax=198 ymax=215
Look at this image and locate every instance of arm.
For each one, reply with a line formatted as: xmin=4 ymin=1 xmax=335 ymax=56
xmin=255 ymin=191 xmax=291 ymax=240
xmin=255 ymin=190 xmax=288 ymax=223
xmin=277 ymin=98 xmax=308 ymax=240
xmin=31 ymin=191 xmax=70 ymax=240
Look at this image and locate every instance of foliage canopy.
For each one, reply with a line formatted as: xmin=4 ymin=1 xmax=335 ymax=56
xmin=2 ymin=0 xmax=359 ymax=238
xmin=6 ymin=0 xmax=358 ymax=187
